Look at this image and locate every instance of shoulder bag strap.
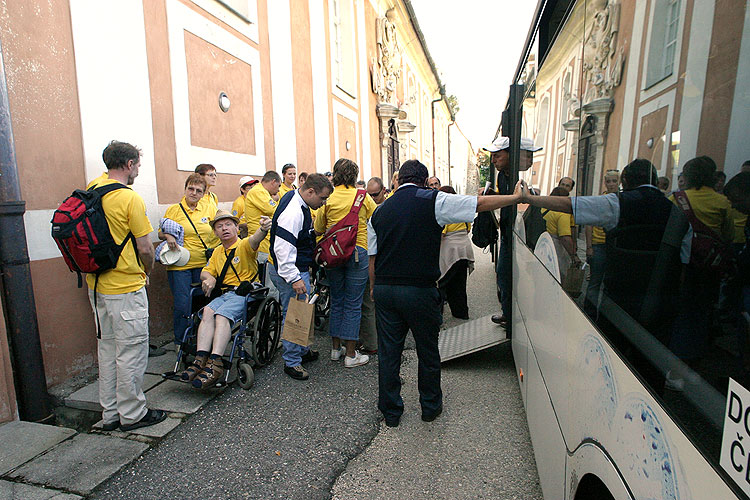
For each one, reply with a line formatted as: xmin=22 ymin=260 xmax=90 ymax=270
xmin=672 ymin=190 xmax=722 ymax=238
xmin=179 ymin=203 xmax=208 ymax=249
xmin=215 ymin=248 xmax=236 ymax=292
xmin=350 ymin=189 xmax=366 ymax=216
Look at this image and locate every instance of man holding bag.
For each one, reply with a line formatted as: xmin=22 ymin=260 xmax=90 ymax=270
xmin=269 ymin=174 xmax=334 ymax=380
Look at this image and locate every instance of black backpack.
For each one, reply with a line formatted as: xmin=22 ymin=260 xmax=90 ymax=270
xmin=522 ymin=206 xmax=549 ymax=250
xmin=471 ymin=211 xmax=498 ymax=249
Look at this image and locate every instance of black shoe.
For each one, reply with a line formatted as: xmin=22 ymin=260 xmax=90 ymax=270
xmin=491 ymin=314 xmax=507 ymax=326
xmin=101 ymin=420 xmax=119 ymax=431
xmin=385 ymin=417 xmax=400 ymax=428
xmin=120 ymin=409 xmax=167 ymax=431
xmin=149 ymin=344 xmax=167 ymax=357
xmin=301 ymin=350 xmax=319 ymax=363
xmin=421 ymin=406 xmax=443 ymax=422
xmin=284 ymin=365 xmax=309 ymax=380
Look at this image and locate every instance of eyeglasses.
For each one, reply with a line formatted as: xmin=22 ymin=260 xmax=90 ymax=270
xmin=204 ymin=172 xmax=217 ymax=177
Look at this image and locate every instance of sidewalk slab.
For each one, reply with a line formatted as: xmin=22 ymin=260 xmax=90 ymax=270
xmin=8 ymin=433 xmax=148 ymax=495
xmin=146 ymin=352 xmax=179 ymax=375
xmin=0 ymin=480 xmax=82 ymax=500
xmin=93 ymin=415 xmax=182 ymax=438
xmin=0 ymin=422 xmax=76 ymax=475
xmin=143 ymin=380 xmax=221 ymax=413
xmin=64 ymin=375 xmax=163 ymax=412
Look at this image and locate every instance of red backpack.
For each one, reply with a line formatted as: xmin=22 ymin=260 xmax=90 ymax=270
xmin=314 ymin=189 xmax=366 ymax=268
xmin=51 ymin=183 xmax=137 ymax=287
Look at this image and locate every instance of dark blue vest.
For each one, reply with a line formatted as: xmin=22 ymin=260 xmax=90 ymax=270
xmin=371 ymin=185 xmax=442 ymax=287
xmin=270 ymin=190 xmax=314 ymax=274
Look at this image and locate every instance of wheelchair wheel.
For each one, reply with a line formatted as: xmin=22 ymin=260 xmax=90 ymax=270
xmin=251 ymin=296 xmax=281 ymax=367
xmin=237 ymin=362 xmax=254 ymax=390
xmin=314 ymin=286 xmax=330 ymax=329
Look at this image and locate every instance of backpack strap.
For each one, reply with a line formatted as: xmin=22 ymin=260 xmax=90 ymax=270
xmin=350 ymin=189 xmax=366 ymax=215
xmin=179 ymin=203 xmax=208 ymax=249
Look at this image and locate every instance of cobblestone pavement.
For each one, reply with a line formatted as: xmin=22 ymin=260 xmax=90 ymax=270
xmin=90 ymin=247 xmax=541 ymax=499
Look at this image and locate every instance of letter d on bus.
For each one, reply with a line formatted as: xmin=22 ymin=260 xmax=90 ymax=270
xmin=730 ymin=392 xmax=743 ymax=423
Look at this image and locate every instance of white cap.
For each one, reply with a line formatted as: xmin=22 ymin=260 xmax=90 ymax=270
xmin=483 ymin=136 xmax=542 ymax=153
xmin=238 ymin=175 xmax=257 ymax=189
xmin=160 ymin=244 xmax=191 ymax=267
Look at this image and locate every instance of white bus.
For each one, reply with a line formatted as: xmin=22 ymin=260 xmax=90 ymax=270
xmin=501 ymin=1 xmax=750 ymax=498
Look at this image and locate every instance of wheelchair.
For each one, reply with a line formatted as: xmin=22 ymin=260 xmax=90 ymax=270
xmin=163 ymin=264 xmax=281 ymax=390
xmin=311 ymin=265 xmax=330 ymax=329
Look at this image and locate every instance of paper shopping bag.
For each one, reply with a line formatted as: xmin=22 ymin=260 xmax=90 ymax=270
xmin=282 ymin=296 xmax=315 ymax=347
xmin=562 ymin=262 xmax=585 ymax=298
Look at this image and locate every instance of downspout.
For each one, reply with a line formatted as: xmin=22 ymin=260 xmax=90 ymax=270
xmin=430 ymin=85 xmax=445 ymax=176
xmin=447 ymin=121 xmax=454 ymax=188
xmin=0 ymin=40 xmax=53 ymax=422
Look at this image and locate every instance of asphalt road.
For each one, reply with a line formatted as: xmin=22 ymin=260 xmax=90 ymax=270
xmin=90 ymin=246 xmax=542 ymax=499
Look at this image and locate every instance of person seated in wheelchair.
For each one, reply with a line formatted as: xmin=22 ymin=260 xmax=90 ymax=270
xmin=181 ymin=209 xmax=271 ymax=389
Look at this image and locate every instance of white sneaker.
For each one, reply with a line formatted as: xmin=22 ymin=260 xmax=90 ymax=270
xmin=331 ymin=346 xmax=346 ymax=361
xmin=344 ymin=351 xmax=370 ymax=368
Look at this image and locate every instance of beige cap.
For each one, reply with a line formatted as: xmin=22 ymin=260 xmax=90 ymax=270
xmin=160 ymin=244 xmax=191 ymax=266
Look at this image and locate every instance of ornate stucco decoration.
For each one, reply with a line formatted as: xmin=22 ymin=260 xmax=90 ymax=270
xmin=370 ymin=9 xmax=402 ymax=105
xmin=582 ymin=0 xmax=625 ymax=103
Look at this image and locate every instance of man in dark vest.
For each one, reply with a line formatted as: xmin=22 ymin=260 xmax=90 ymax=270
xmin=368 ymin=160 xmax=523 ymax=427
xmin=519 ymin=159 xmax=689 ymax=391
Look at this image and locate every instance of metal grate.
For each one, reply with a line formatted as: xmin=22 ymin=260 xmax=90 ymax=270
xmin=438 ymin=314 xmax=508 ymax=362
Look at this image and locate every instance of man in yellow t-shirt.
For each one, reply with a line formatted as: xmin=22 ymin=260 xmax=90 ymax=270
xmin=86 ymin=140 xmax=165 ymax=432
xmin=232 ymin=176 xmax=258 ymax=236
xmin=279 ymin=163 xmax=297 ymax=198
xmin=245 ymin=170 xmax=282 ymax=260
xmin=180 ymin=209 xmax=271 ymax=389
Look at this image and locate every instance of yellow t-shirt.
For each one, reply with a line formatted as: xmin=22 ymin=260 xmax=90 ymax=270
xmin=163 ymin=199 xmax=219 ymax=271
xmin=544 ymin=210 xmax=573 ymax=237
xmin=591 ymin=226 xmax=606 ymax=245
xmin=730 ymin=208 xmax=747 ymax=245
xmin=244 ymin=183 xmax=278 ymax=254
xmin=443 ymin=222 xmax=471 ymax=234
xmin=231 ymin=195 xmax=245 ymax=223
xmin=279 ymin=183 xmax=297 ymax=198
xmin=314 ymin=186 xmax=376 ymax=249
xmin=85 ymin=178 xmax=153 ymax=294
xmin=199 ymin=191 xmax=218 ymax=211
xmin=202 ymin=237 xmax=260 ymax=287
xmin=670 ymin=187 xmax=735 ymax=242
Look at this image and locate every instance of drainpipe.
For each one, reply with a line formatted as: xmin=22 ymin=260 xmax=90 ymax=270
xmin=0 ymin=40 xmax=53 ymax=423
xmin=430 ymin=85 xmax=445 ymax=177
xmin=447 ymin=121 xmax=454 ymax=188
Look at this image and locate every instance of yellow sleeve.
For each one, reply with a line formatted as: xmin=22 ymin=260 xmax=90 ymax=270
xmin=313 ymin=204 xmax=327 ymax=233
xmin=128 ymin=194 xmax=154 ymax=238
xmin=557 ymin=213 xmax=572 ymax=237
xmin=363 ymin=194 xmax=377 ymax=219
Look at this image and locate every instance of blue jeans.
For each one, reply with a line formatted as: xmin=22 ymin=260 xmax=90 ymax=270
xmin=269 ymin=265 xmax=311 ymax=367
xmin=167 ymin=268 xmax=202 ymax=344
xmin=496 ymin=238 xmax=511 ymax=318
xmin=584 ymin=244 xmax=606 ymax=318
xmin=327 ymin=247 xmax=369 ymax=341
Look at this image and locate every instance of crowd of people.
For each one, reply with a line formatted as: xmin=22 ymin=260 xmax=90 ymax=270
xmin=82 ymin=137 xmax=749 ymax=432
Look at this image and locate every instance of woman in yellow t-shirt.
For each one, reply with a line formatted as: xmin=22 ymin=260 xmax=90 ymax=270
xmin=314 ymin=158 xmax=376 ymax=367
xmin=438 ymin=186 xmax=474 ymax=319
xmin=159 ymin=173 xmax=219 ymax=343
xmin=543 ymin=187 xmax=580 ymax=280
xmin=279 ymin=163 xmax=297 ymax=198
xmin=195 ymin=164 xmax=219 ymax=209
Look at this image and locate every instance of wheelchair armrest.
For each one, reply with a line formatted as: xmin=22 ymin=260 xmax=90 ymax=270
xmin=190 ymin=282 xmax=201 ymax=288
xmin=246 ymin=286 xmax=269 ymax=298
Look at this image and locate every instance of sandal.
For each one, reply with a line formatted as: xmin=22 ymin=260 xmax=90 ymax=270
xmin=180 ymin=354 xmax=207 ymax=382
xmin=192 ymin=357 xmax=225 ymax=389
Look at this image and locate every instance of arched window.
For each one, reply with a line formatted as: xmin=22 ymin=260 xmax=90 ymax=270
xmin=559 ymin=73 xmax=571 ymax=141
xmin=537 ymin=96 xmax=550 ymax=150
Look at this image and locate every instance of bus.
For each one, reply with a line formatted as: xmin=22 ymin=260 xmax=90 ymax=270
xmin=501 ymin=1 xmax=750 ymax=498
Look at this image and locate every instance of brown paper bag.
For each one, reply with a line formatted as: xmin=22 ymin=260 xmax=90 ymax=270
xmin=282 ymin=296 xmax=315 ymax=347
xmin=562 ymin=262 xmax=585 ymax=298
